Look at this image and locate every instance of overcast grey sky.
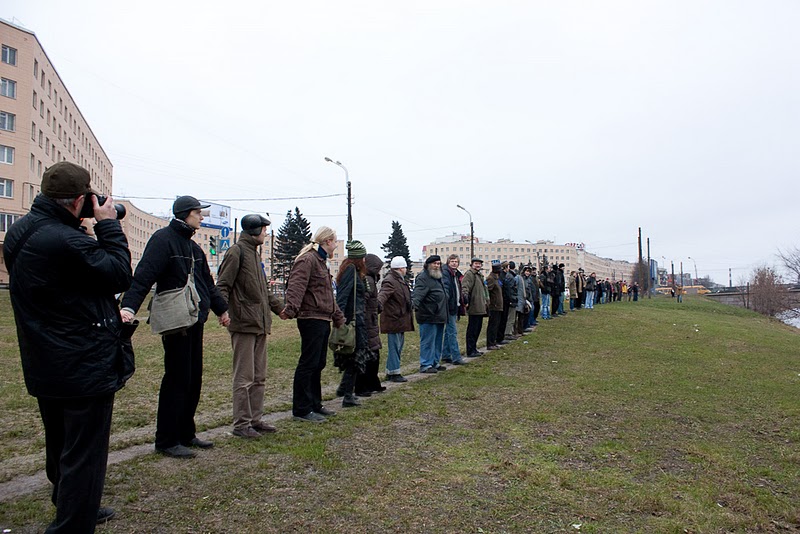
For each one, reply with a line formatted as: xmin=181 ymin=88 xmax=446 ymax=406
xmin=5 ymin=1 xmax=799 ymax=282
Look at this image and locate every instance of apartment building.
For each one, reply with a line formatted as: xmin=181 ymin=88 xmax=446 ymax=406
xmin=0 ymin=19 xmax=114 ymax=283
xmin=421 ymin=234 xmax=634 ymax=281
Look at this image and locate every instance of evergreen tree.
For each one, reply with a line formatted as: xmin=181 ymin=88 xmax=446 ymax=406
xmin=381 ymin=221 xmax=412 ymax=277
xmin=274 ymin=207 xmax=312 ymax=282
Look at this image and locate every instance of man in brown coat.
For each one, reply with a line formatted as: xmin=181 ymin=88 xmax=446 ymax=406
xmin=378 ymin=256 xmax=414 ymax=382
xmin=217 ymin=214 xmax=284 ymax=438
xmin=461 ymin=257 xmax=488 ymax=357
xmin=486 ymin=260 xmax=505 ymax=349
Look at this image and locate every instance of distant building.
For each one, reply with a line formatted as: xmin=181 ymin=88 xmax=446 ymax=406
xmin=421 ymin=234 xmax=635 ymax=281
xmin=0 ymin=19 xmax=114 ymax=283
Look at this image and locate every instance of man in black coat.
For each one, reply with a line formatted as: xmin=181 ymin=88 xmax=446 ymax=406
xmin=412 ymin=255 xmax=449 ymax=373
xmin=4 ymin=162 xmax=132 ymax=532
xmin=121 ymin=196 xmax=229 ymax=458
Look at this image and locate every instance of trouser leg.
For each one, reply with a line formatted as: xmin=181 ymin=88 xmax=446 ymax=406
xmin=40 ymin=394 xmax=114 ymax=534
xmin=157 ymin=323 xmax=203 ymax=449
xmin=386 ymin=333 xmax=403 ymax=375
xmin=293 ymin=319 xmax=329 ymax=416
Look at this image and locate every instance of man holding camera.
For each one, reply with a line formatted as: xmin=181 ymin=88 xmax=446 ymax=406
xmin=4 ymin=162 xmax=132 ymax=532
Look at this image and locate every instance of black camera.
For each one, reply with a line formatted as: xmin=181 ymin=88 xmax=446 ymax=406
xmin=79 ymin=194 xmax=126 ymax=220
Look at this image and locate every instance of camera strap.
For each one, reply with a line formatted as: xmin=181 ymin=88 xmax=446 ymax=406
xmin=4 ymin=218 xmax=58 ymax=274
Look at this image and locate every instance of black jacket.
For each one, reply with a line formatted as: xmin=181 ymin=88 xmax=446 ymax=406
xmin=503 ymin=270 xmax=518 ymax=307
xmin=412 ymin=268 xmax=449 ymax=324
xmin=441 ymin=266 xmax=463 ymax=316
xmin=336 ymin=265 xmax=368 ymax=349
xmin=121 ymin=219 xmax=227 ymax=324
xmin=4 ymin=195 xmax=132 ymax=399
xmin=553 ymin=268 xmax=565 ymax=295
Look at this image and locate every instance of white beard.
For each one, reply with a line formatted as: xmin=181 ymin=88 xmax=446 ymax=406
xmin=428 ymin=268 xmax=442 ymax=280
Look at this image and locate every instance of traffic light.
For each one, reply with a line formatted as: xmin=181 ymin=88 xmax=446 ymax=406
xmin=209 ymin=236 xmax=217 ymax=256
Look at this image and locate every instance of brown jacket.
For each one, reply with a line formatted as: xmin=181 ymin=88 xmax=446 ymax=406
xmin=216 ymin=233 xmax=283 ymax=334
xmin=378 ymin=268 xmax=414 ymax=334
xmin=486 ymin=270 xmax=504 ymax=311
xmin=284 ymin=248 xmax=345 ymax=325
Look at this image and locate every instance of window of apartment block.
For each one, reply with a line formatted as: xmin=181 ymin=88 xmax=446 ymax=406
xmin=0 ymin=145 xmax=14 ymax=164
xmin=39 ymin=100 xmax=44 ymax=118
xmin=1 ymin=110 xmax=18 ymax=132
xmin=1 ymin=45 xmax=17 ymax=66
xmin=33 ymin=59 xmax=38 ymax=78
xmin=58 ymin=124 xmax=61 ymax=140
xmin=45 ymin=138 xmax=49 ymax=155
xmin=37 ymin=160 xmax=42 ymax=176
xmin=30 ymin=121 xmax=36 ymax=141
xmin=46 ymin=109 xmax=51 ymax=124
xmin=30 ymin=153 xmax=34 ymax=171
xmin=0 ymin=78 xmax=16 ymax=99
xmin=48 ymin=80 xmax=52 ymax=98
xmin=39 ymin=130 xmax=43 ymax=147
xmin=0 ymin=177 xmax=12 ymax=197
xmin=41 ymin=73 xmax=45 ymax=89
xmin=32 ymin=91 xmax=37 ymax=108
xmin=0 ymin=213 xmax=18 ymax=232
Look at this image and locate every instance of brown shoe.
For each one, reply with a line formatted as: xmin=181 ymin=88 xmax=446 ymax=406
xmin=232 ymin=427 xmax=261 ymax=439
xmin=251 ymin=421 xmax=278 ymax=434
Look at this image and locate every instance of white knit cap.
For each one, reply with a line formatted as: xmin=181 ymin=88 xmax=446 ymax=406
xmin=390 ymin=256 xmax=406 ymax=269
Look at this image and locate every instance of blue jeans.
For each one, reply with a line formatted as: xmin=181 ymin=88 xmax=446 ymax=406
xmin=386 ymin=333 xmax=404 ymax=375
xmin=418 ymin=322 xmax=445 ymax=370
xmin=442 ymin=313 xmax=461 ymax=362
xmin=540 ymin=294 xmax=551 ymax=318
xmin=558 ymin=294 xmax=565 ymax=314
xmin=585 ymin=290 xmax=595 ymax=308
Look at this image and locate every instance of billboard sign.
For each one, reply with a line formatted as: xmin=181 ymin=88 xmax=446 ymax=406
xmin=199 ymin=201 xmax=231 ymax=230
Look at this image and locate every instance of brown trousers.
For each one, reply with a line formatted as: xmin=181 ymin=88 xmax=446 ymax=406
xmin=231 ymin=332 xmax=268 ymax=430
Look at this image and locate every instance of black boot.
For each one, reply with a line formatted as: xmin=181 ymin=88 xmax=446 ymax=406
xmin=342 ymin=393 xmax=361 ymax=407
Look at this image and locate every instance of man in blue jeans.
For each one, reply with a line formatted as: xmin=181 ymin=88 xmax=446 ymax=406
xmin=378 ymin=256 xmax=414 ymax=382
xmin=412 ymin=256 xmax=449 ymax=373
xmin=440 ymin=254 xmax=466 ymax=365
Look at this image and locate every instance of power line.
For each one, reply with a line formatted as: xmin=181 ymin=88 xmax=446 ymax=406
xmin=119 ymin=194 xmax=345 ymax=202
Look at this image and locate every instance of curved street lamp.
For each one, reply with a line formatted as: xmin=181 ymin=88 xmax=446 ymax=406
xmin=687 ymin=256 xmax=698 ymax=284
xmin=456 ymin=204 xmax=474 ymax=260
xmin=324 ymin=157 xmax=352 ymax=241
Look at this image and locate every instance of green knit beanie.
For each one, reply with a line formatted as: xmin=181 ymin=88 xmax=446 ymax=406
xmin=346 ymin=240 xmax=367 ymax=259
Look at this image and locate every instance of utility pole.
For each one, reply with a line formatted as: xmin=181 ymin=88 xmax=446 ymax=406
xmin=671 ymin=261 xmax=675 ymax=293
xmin=637 ymin=227 xmax=644 ymax=288
xmin=647 ymin=237 xmax=651 ymax=298
xmin=456 ymin=205 xmax=474 ymax=259
xmin=324 ymin=157 xmax=352 ymax=241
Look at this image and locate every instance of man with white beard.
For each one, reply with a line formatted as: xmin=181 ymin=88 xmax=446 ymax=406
xmin=412 ymin=255 xmax=449 ymax=374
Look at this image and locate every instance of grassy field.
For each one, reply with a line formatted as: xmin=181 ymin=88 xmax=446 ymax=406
xmin=1 ymin=293 xmax=799 ymax=532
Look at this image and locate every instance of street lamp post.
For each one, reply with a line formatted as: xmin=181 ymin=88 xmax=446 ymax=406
xmin=456 ymin=204 xmax=474 ymax=260
xmin=324 ymin=157 xmax=352 ymax=241
xmin=687 ymin=256 xmax=698 ymax=284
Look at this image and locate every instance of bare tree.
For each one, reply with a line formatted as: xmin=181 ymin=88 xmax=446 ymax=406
xmin=748 ymin=265 xmax=788 ymax=316
xmin=777 ymin=246 xmax=800 ymax=284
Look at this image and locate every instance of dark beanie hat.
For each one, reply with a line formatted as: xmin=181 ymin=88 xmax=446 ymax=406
xmin=425 ymin=255 xmax=441 ymax=266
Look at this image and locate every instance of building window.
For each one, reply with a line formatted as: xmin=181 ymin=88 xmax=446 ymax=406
xmin=33 ymin=59 xmax=38 ymax=78
xmin=0 ymin=213 xmax=18 ymax=232
xmin=32 ymin=91 xmax=38 ymax=109
xmin=0 ymin=178 xmax=12 ymax=198
xmin=41 ymin=73 xmax=45 ymax=89
xmin=30 ymin=153 xmax=35 ymax=171
xmin=39 ymin=130 xmax=43 ymax=147
xmin=1 ymin=45 xmax=17 ymax=66
xmin=0 ymin=78 xmax=16 ymax=99
xmin=40 ymin=100 xmax=44 ymax=118
xmin=0 ymin=111 xmax=16 ymax=131
xmin=0 ymin=145 xmax=14 ymax=164
xmin=48 ymin=80 xmax=52 ymax=98
xmin=45 ymin=138 xmax=50 ymax=155
xmin=31 ymin=122 xmax=36 ymax=141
